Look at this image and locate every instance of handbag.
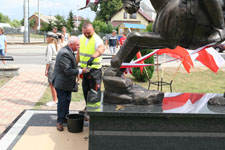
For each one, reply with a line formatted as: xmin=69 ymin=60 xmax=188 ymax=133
xmin=72 ymin=82 xmax=79 ymax=92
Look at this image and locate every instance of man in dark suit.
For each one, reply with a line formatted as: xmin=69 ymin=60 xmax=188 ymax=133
xmin=52 ymin=36 xmax=87 ymax=131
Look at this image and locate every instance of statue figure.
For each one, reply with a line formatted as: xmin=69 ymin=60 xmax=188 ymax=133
xmin=103 ymin=0 xmax=225 ymax=105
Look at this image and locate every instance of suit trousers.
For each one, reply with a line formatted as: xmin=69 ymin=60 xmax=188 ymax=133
xmin=55 ymin=88 xmax=71 ymax=124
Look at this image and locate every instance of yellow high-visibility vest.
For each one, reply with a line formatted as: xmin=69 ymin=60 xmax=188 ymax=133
xmin=80 ymin=34 xmax=102 ymax=69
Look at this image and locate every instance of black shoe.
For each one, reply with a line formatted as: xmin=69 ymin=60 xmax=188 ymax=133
xmin=56 ymin=123 xmax=64 ymax=131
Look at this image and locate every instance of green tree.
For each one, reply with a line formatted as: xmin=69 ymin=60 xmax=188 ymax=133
xmin=0 ymin=13 xmax=10 ymax=23
xmin=29 ymin=18 xmax=36 ymax=29
xmin=66 ymin=10 xmax=75 ymax=32
xmin=40 ymin=20 xmax=54 ymax=32
xmin=95 ymin=0 xmax=122 ymax=22
xmin=145 ymin=23 xmax=153 ymax=32
xmin=92 ymin=20 xmax=115 ymax=34
xmin=92 ymin=20 xmax=106 ymax=33
xmin=10 ymin=19 xmax=21 ymax=28
xmin=40 ymin=22 xmax=48 ymax=31
xmin=132 ymin=49 xmax=155 ymax=82
xmin=55 ymin=14 xmax=66 ymax=31
xmin=132 ymin=23 xmax=155 ymax=82
xmin=106 ymin=23 xmax=114 ymax=33
xmin=20 ymin=18 xmax=24 ymax=26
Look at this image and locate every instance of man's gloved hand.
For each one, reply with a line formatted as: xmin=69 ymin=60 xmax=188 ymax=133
xmin=87 ymin=57 xmax=94 ymax=66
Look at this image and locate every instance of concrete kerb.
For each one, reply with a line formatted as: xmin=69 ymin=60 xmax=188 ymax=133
xmin=0 ymin=65 xmax=20 ymax=77
xmin=7 ymin=42 xmax=46 ymax=45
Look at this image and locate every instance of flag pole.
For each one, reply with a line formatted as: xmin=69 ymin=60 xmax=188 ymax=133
xmin=161 ymin=53 xmax=166 ymax=78
xmin=156 ymin=54 xmax=160 ymax=82
xmin=171 ymin=60 xmax=182 ymax=81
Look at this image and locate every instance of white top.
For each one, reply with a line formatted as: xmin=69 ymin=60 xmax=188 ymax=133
xmin=84 ymin=33 xmax=104 ymax=50
xmin=64 ymin=33 xmax=70 ymax=41
xmin=46 ymin=43 xmax=57 ymax=64
xmin=0 ymin=34 xmax=6 ymax=49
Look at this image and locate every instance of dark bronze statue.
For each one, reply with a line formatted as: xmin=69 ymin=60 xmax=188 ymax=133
xmin=103 ymin=0 xmax=225 ymax=105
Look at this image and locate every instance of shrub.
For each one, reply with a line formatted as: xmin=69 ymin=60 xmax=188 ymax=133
xmin=132 ymin=49 xmax=154 ymax=82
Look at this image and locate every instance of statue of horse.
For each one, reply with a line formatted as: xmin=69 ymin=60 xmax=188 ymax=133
xmin=105 ymin=0 xmax=225 ymax=76
xmin=103 ymin=0 xmax=225 ymax=105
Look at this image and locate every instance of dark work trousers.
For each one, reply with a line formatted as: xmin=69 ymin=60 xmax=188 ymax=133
xmin=55 ymin=88 xmax=71 ymax=124
xmin=82 ymin=68 xmax=102 ymax=103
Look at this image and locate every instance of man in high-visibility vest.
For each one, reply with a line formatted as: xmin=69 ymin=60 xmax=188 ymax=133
xmin=78 ymin=23 xmax=105 ymax=108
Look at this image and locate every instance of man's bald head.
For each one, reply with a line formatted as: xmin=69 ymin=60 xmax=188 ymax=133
xmin=82 ymin=23 xmax=94 ymax=39
xmin=68 ymin=36 xmax=80 ymax=52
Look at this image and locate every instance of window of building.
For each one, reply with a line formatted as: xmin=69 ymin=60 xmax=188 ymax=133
xmin=130 ymin=13 xmax=137 ymax=19
xmin=124 ymin=12 xmax=127 ymax=19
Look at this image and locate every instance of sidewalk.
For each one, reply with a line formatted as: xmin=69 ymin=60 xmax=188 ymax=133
xmin=0 ymin=72 xmax=47 ymax=134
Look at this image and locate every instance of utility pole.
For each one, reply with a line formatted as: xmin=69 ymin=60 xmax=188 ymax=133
xmin=76 ymin=5 xmax=79 ymax=30
xmin=24 ymin=0 xmax=29 ymax=43
xmin=37 ymin=0 xmax=40 ymax=31
xmin=28 ymin=0 xmax=30 ymax=43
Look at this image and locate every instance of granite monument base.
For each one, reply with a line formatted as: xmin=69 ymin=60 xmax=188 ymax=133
xmin=88 ymin=93 xmax=225 ymax=150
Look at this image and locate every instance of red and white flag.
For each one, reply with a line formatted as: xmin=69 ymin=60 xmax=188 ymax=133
xmin=162 ymin=93 xmax=218 ymax=113
xmin=157 ymin=46 xmax=194 ymax=73
xmin=120 ymin=44 xmax=225 ymax=74
xmin=136 ymin=51 xmax=144 ymax=74
xmin=196 ymin=47 xmax=225 ymax=73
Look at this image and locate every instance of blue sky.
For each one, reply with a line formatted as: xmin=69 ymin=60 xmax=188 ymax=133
xmin=0 ymin=0 xmax=152 ymax=21
xmin=0 ymin=0 xmax=96 ymax=21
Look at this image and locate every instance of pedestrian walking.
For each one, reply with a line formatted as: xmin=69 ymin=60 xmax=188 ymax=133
xmin=106 ymin=30 xmax=119 ymax=57
xmin=119 ymin=32 xmax=127 ymax=46
xmin=0 ymin=27 xmax=7 ymax=65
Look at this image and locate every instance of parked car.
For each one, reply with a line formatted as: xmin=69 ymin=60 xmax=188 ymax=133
xmin=213 ymin=43 xmax=225 ymax=53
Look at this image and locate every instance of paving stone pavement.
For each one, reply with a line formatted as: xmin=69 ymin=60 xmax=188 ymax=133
xmin=0 ymin=72 xmax=47 ymax=134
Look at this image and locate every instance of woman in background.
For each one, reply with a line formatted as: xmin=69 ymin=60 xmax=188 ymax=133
xmin=45 ymin=32 xmax=58 ymax=106
xmin=61 ymin=26 xmax=70 ymax=41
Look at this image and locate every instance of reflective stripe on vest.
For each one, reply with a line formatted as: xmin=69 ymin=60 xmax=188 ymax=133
xmin=80 ymin=34 xmax=102 ymax=69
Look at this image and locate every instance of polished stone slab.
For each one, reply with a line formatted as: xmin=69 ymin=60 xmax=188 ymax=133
xmin=87 ymin=93 xmax=225 ymax=150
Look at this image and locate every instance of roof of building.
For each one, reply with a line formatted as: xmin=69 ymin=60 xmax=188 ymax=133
xmin=110 ymin=7 xmax=154 ymax=22
xmin=0 ymin=23 xmax=12 ymax=28
xmin=123 ymin=23 xmax=146 ymax=29
xmin=29 ymin=14 xmax=57 ymax=23
xmin=138 ymin=10 xmax=154 ymax=22
xmin=41 ymin=15 xmax=57 ymax=23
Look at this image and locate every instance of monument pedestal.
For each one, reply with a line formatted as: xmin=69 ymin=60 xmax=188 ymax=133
xmin=88 ymin=93 xmax=225 ymax=150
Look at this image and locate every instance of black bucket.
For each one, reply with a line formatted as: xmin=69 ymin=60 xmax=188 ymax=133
xmin=66 ymin=114 xmax=84 ymax=133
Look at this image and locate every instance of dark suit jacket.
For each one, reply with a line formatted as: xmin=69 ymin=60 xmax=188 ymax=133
xmin=52 ymin=46 xmax=79 ymax=91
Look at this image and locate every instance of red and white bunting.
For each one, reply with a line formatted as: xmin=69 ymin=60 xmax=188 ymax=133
xmin=120 ymin=44 xmax=225 ymax=74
